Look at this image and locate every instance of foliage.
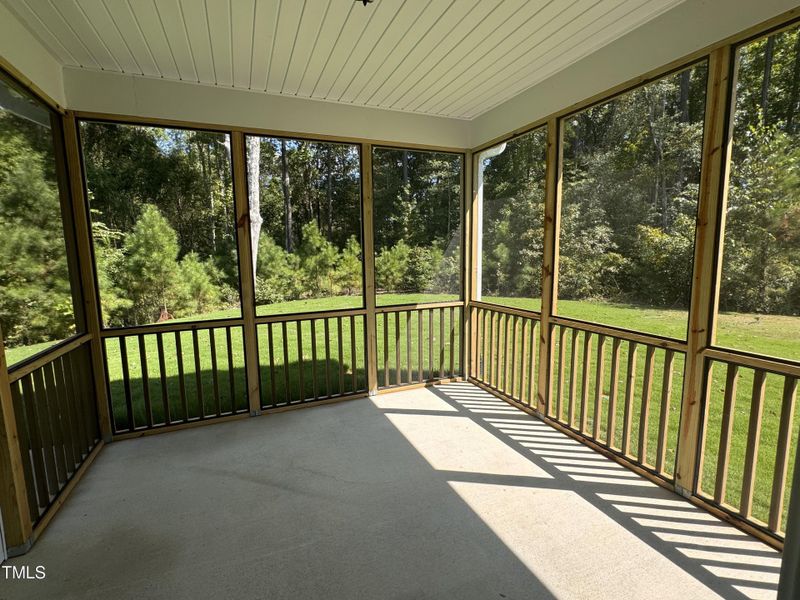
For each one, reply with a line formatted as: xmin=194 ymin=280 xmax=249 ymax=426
xmin=0 ymin=105 xmax=76 ymax=347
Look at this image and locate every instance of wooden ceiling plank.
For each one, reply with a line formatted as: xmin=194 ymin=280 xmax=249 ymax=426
xmin=230 ymin=0 xmax=255 ymax=89
xmin=309 ymin=0 xmax=372 ymax=99
xmin=127 ymin=0 xmax=181 ymax=80
xmin=55 ymin=0 xmax=119 ymax=70
xmin=21 ymin=0 xmax=99 ymax=68
xmin=1 ymin=0 xmax=79 ymax=66
xmin=249 ymin=0 xmax=280 ymax=91
xmin=294 ymin=0 xmax=351 ymax=98
xmin=348 ymin=0 xmax=454 ymax=106
xmin=153 ymin=0 xmax=199 ymax=82
xmin=411 ymin=0 xmax=564 ymax=114
xmin=337 ymin=0 xmax=434 ymax=103
xmin=266 ymin=0 xmax=305 ymax=94
xmin=179 ymin=0 xmax=215 ymax=84
xmin=281 ymin=0 xmax=330 ymax=95
xmin=366 ymin=0 xmax=478 ymax=108
xmin=324 ymin=0 xmax=412 ymax=101
xmin=389 ymin=0 xmax=529 ymax=111
xmin=445 ymin=0 xmax=674 ymax=118
xmin=206 ymin=0 xmax=233 ymax=86
xmin=75 ymin=0 xmax=141 ymax=73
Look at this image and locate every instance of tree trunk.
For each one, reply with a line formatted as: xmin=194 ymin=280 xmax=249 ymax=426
xmin=327 ymin=149 xmax=333 ymax=240
xmin=281 ymin=140 xmax=293 ymax=252
xmin=246 ymin=136 xmax=262 ymax=281
xmin=788 ymin=32 xmax=800 ymax=133
xmin=679 ymin=69 xmax=690 ymax=123
xmin=761 ymin=35 xmax=776 ymax=125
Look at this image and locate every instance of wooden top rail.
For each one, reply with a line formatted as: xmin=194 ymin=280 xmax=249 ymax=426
xmin=549 ymin=315 xmax=687 ymax=352
xmin=471 ymin=301 xmax=542 ymax=320
xmin=8 ymin=334 xmax=92 ymax=383
xmin=255 ymin=308 xmax=368 ymax=324
xmin=100 ymin=318 xmax=245 ymax=338
xmin=704 ymin=347 xmax=800 ymax=379
xmin=375 ymin=301 xmax=463 ymax=313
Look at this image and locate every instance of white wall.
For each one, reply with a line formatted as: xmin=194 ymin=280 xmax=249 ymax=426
xmin=470 ymin=0 xmax=800 ymax=148
xmin=62 ymin=68 xmax=471 ymax=149
xmin=0 ymin=2 xmax=64 ymax=107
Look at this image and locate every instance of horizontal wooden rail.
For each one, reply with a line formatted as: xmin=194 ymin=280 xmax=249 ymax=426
xmin=471 ymin=300 xmax=541 ymax=320
xmin=254 ymin=307 xmax=367 ymax=324
xmin=9 ymin=343 xmax=100 ymax=526
xmin=548 ymin=320 xmax=685 ymax=481
xmin=697 ymin=354 xmax=799 ymax=541
xmin=100 ymin=318 xmax=245 ymax=338
xmin=9 ymin=334 xmax=92 ymax=383
xmin=375 ymin=300 xmax=464 ymax=313
xmin=549 ymin=315 xmax=687 ymax=352
xmin=703 ymin=347 xmax=800 ymax=379
xmin=377 ymin=305 xmax=463 ymax=390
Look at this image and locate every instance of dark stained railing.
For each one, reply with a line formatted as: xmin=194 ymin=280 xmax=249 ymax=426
xmin=257 ymin=311 xmax=368 ymax=408
xmin=103 ymin=324 xmax=249 ymax=434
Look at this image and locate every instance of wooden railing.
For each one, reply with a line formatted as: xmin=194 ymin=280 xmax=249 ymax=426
xmin=103 ymin=322 xmax=249 ymax=434
xmin=698 ymin=349 xmax=800 ymax=539
xmin=8 ymin=341 xmax=99 ymax=525
xmin=547 ymin=317 xmax=686 ymax=481
xmin=472 ymin=302 xmax=539 ymax=406
xmin=376 ymin=302 xmax=463 ymax=389
xmin=256 ymin=311 xmax=368 ymax=408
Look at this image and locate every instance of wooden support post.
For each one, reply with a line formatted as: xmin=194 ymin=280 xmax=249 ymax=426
xmin=62 ymin=114 xmax=112 ymax=442
xmin=362 ymin=144 xmax=378 ymax=395
xmin=231 ymin=131 xmax=261 ymax=415
xmin=779 ymin=428 xmax=800 ymax=599
xmin=464 ymin=151 xmax=477 ymax=379
xmin=0 ymin=326 xmax=33 ymax=554
xmin=536 ymin=118 xmax=561 ymax=415
xmin=675 ymin=46 xmax=735 ymax=495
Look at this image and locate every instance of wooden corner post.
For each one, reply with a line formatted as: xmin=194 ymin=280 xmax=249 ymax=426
xmin=62 ymin=114 xmax=112 ymax=442
xmin=231 ymin=131 xmax=262 ymax=415
xmin=536 ymin=118 xmax=562 ymax=415
xmin=362 ymin=144 xmax=378 ymax=394
xmin=0 ymin=326 xmax=33 ymax=554
xmin=675 ymin=46 xmax=735 ymax=495
xmin=464 ymin=151 xmax=477 ymax=379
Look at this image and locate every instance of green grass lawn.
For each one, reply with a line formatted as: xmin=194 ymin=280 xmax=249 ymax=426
xmin=5 ymin=293 xmax=799 ymax=533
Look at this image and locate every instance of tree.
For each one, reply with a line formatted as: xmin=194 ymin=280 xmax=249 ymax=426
xmin=118 ymin=205 xmax=182 ymax=324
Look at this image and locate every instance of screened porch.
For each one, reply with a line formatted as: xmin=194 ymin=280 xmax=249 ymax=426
xmin=1 ymin=1 xmax=800 ymax=599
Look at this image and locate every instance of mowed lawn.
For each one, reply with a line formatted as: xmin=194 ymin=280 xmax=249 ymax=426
xmin=5 ymin=294 xmax=799 ymax=531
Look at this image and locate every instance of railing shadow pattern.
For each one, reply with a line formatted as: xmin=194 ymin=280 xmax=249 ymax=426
xmin=407 ymin=382 xmax=783 ymax=600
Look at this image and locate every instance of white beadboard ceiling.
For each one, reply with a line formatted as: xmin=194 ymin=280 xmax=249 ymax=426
xmin=2 ymin=0 xmax=686 ymax=119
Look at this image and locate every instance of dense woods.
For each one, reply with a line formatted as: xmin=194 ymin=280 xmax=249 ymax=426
xmin=372 ymin=148 xmax=462 ymax=301
xmin=0 ymin=78 xmax=76 ymax=348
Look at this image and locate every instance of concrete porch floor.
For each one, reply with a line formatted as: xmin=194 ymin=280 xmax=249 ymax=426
xmin=1 ymin=382 xmax=782 ymax=600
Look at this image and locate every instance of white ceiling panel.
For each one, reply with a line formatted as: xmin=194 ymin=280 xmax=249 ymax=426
xmin=1 ymin=0 xmax=687 ymax=119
